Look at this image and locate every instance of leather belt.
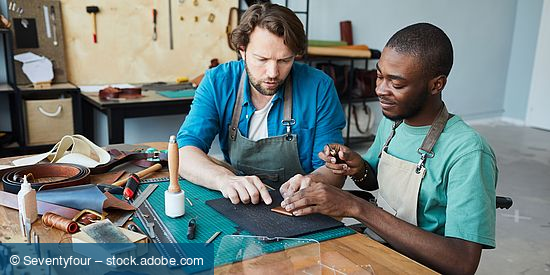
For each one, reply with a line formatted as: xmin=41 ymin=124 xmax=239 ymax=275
xmin=89 ymin=149 xmax=168 ymax=174
xmin=1 ymin=163 xmax=90 ymax=194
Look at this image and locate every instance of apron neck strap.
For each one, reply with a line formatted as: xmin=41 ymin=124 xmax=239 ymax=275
xmin=230 ymin=71 xmax=294 ymax=141
xmin=378 ymin=104 xmax=450 ymax=164
xmin=229 ymin=72 xmax=247 ymax=141
xmin=379 ymin=120 xmax=403 ymax=158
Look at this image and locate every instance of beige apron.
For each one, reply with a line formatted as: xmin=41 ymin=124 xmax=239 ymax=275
xmin=365 ymin=106 xmax=449 ymax=242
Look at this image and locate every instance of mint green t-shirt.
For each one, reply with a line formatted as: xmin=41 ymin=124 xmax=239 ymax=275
xmin=363 ymin=116 xmax=497 ymax=248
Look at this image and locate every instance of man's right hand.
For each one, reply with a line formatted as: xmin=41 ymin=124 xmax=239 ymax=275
xmin=318 ymin=144 xmax=365 ymax=178
xmin=217 ymin=175 xmax=273 ymax=205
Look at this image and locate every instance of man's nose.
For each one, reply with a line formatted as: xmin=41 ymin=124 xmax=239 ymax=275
xmin=266 ymin=61 xmax=279 ymax=79
xmin=375 ymin=79 xmax=390 ymax=96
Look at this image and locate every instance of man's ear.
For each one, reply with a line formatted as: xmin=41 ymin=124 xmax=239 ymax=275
xmin=429 ymin=75 xmax=447 ymax=96
xmin=239 ymin=47 xmax=246 ymax=60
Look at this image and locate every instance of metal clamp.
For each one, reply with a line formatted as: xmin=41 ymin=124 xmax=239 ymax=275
xmin=281 ymin=119 xmax=296 ymax=141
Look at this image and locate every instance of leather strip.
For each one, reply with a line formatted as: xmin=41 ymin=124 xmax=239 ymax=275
xmin=1 ymin=163 xmax=90 ymax=194
xmin=90 ymin=149 xmax=167 ymax=174
xmin=0 ymin=190 xmax=80 ymax=219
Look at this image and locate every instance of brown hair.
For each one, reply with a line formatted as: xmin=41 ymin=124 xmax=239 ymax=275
xmin=230 ymin=3 xmax=306 ymax=55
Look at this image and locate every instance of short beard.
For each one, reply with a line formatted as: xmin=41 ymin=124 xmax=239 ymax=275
xmin=244 ymin=61 xmax=283 ymax=96
xmin=383 ymin=88 xmax=429 ymax=122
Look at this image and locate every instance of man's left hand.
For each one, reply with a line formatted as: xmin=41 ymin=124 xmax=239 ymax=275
xmin=280 ymin=182 xmax=358 ymax=217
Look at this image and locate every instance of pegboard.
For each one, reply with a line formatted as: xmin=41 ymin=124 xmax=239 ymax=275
xmin=9 ymin=0 xmax=68 ymax=85
xmin=59 ymin=0 xmax=239 ymax=85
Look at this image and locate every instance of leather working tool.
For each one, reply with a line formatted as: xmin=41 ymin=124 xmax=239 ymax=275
xmin=85 ymin=6 xmax=99 ymax=43
xmin=123 ymin=173 xmax=140 ymax=200
xmin=111 ymin=163 xmax=162 ymax=187
xmin=1 ymin=163 xmax=90 ymax=194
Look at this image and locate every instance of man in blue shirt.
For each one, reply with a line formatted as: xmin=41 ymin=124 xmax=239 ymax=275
xmin=176 ymin=3 xmax=346 ymax=205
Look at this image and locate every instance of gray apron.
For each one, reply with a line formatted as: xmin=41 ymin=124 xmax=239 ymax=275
xmin=365 ymin=105 xmax=449 ymax=242
xmin=228 ymin=72 xmax=306 ymax=188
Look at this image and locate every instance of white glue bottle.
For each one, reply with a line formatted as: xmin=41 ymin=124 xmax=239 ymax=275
xmin=17 ymin=175 xmax=38 ymax=237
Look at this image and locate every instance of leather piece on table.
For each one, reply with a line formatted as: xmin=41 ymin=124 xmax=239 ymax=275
xmin=36 ymin=184 xmax=107 ymax=213
xmin=1 ymin=163 xmax=90 ymax=194
xmin=0 ymin=190 xmax=80 ymax=219
xmin=206 ymin=191 xmax=343 ymax=238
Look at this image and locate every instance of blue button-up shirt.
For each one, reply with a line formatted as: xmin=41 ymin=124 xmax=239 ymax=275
xmin=177 ymin=60 xmax=346 ymax=173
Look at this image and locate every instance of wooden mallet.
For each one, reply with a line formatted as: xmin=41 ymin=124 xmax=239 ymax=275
xmin=86 ymin=6 xmax=99 ymax=43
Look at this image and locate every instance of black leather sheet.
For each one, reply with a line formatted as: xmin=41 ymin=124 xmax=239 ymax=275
xmin=206 ymin=191 xmax=343 ymax=238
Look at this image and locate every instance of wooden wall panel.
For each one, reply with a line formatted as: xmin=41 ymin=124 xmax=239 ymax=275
xmin=60 ymin=0 xmax=238 ymax=85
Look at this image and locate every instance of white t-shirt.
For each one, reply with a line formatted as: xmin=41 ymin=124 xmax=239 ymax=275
xmin=248 ymin=101 xmax=274 ymax=141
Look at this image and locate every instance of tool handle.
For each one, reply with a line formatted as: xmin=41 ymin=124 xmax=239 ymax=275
xmin=153 ymin=9 xmax=157 ymax=24
xmin=91 ymin=13 xmax=97 ymax=43
xmin=123 ymin=174 xmax=140 ymax=200
xmin=112 ymin=163 xmax=163 ymax=187
xmin=168 ymin=135 xmax=181 ymax=193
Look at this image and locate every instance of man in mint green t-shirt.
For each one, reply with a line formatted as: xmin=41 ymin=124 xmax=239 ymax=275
xmin=280 ymin=23 xmax=497 ymax=274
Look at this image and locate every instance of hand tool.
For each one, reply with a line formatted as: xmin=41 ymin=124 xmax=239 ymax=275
xmin=43 ymin=6 xmax=51 ymax=38
xmin=152 ymin=9 xmax=158 ymax=41
xmin=187 ymin=218 xmax=196 ymax=240
xmin=111 ymin=163 xmax=163 ymax=187
xmin=123 ymin=173 xmax=140 ymax=200
xmin=86 ymin=6 xmax=99 ymax=43
xmin=50 ymin=5 xmax=58 ymax=46
xmin=168 ymin=0 xmax=174 ymax=49
xmin=205 ymin=231 xmax=221 ymax=246
xmin=165 ymin=135 xmax=185 ymax=218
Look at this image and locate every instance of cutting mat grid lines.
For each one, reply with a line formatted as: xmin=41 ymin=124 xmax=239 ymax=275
xmin=135 ymin=180 xmax=354 ymax=267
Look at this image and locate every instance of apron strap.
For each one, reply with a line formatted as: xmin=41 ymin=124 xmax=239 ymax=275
xmin=281 ymin=75 xmax=295 ymax=141
xmin=379 ymin=120 xmax=402 ymax=158
xmin=377 ymin=104 xmax=450 ymax=174
xmin=229 ymin=72 xmax=247 ymax=141
xmin=415 ymin=104 xmax=449 ymax=173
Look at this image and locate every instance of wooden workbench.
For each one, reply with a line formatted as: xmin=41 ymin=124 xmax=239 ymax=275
xmin=0 ymin=143 xmax=437 ymax=274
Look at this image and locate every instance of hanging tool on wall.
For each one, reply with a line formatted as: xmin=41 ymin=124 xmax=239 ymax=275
xmin=86 ymin=6 xmax=100 ymax=43
xmin=50 ymin=5 xmax=58 ymax=46
xmin=43 ymin=6 xmax=51 ymax=38
xmin=152 ymin=8 xmax=158 ymax=41
xmin=168 ymin=0 xmax=174 ymax=50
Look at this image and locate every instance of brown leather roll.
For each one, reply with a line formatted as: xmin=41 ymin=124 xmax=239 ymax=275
xmin=1 ymin=163 xmax=90 ymax=194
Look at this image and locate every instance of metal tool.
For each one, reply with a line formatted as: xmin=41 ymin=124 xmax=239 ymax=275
xmin=168 ymin=0 xmax=174 ymax=49
xmin=187 ymin=218 xmax=196 ymax=240
xmin=50 ymin=6 xmax=58 ymax=46
xmin=43 ymin=6 xmax=51 ymax=38
xmin=135 ymin=199 xmax=186 ymax=268
xmin=152 ymin=9 xmax=158 ymax=41
xmin=131 ymin=184 xmax=158 ymax=208
xmin=205 ymin=231 xmax=221 ymax=246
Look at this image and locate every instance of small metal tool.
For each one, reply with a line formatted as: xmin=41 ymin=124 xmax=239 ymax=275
xmin=187 ymin=219 xmax=196 ymax=240
xmin=205 ymin=231 xmax=221 ymax=246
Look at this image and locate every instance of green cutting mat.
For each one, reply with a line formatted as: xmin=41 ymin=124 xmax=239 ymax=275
xmin=135 ymin=180 xmax=355 ymax=267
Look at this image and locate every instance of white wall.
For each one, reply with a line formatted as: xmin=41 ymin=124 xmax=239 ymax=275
xmin=503 ymin=0 xmax=544 ymax=123
xmin=309 ymin=0 xmax=518 ymax=120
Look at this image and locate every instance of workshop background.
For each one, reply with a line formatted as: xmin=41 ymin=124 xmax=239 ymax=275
xmin=0 ymin=0 xmax=549 ymax=274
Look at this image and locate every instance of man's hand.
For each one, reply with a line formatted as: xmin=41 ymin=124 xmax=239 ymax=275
xmin=319 ymin=144 xmax=365 ymax=178
xmin=218 ymin=175 xmax=272 ymax=205
xmin=280 ymin=182 xmax=359 ymax=217
xmin=279 ymin=174 xmax=314 ymax=199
